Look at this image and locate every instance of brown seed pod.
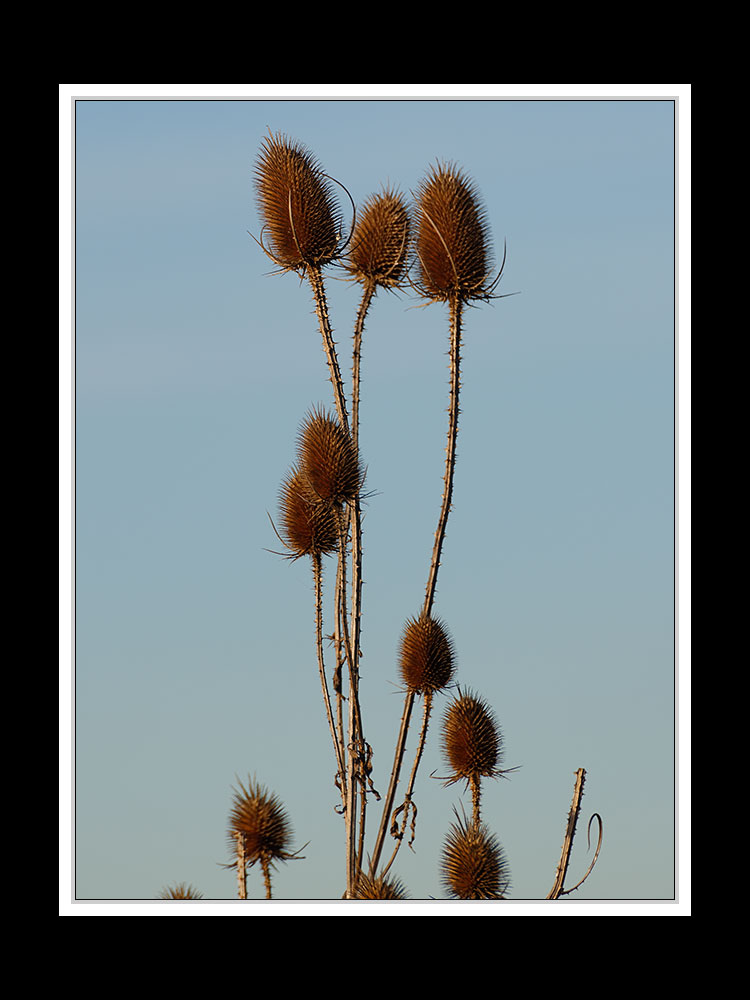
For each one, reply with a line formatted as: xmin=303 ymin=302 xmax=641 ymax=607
xmin=297 ymin=406 xmax=364 ymax=506
xmin=352 ymin=872 xmax=410 ymax=900
xmin=398 ymin=614 xmax=456 ymax=695
xmin=255 ymin=132 xmax=342 ymax=272
xmin=157 ymin=883 xmax=204 ymax=899
xmin=277 ymin=465 xmax=339 ymax=559
xmin=413 ymin=162 xmax=493 ymax=303
xmin=441 ymin=810 xmax=511 ymax=899
xmin=441 ymin=688 xmax=504 ymax=786
xmin=228 ymin=777 xmax=294 ymax=868
xmin=346 ymin=187 xmax=411 ymax=288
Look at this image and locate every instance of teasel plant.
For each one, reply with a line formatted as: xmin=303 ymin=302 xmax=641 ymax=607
xmin=226 ymin=776 xmax=306 ymax=900
xmin=237 ymin=134 xmax=603 ymax=900
xmin=368 ymin=162 xmax=507 ymax=880
xmin=157 ymin=882 xmax=204 ymax=900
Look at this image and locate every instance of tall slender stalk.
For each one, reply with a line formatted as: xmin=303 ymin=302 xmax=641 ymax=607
xmin=370 ymin=294 xmax=463 ymax=876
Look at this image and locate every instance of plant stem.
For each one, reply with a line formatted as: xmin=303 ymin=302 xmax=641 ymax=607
xmin=313 ymin=553 xmax=347 ymax=811
xmin=370 ymin=295 xmax=464 ymax=877
xmin=547 ymin=768 xmax=587 ymax=899
xmin=235 ymin=832 xmax=247 ymax=900
xmin=423 ymin=294 xmax=462 ymax=618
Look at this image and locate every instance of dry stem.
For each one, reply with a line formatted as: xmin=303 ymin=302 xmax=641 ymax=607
xmin=370 ymin=295 xmax=464 ymax=878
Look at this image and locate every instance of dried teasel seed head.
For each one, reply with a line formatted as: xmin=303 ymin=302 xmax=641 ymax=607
xmin=297 ymin=406 xmax=364 ymax=506
xmin=157 ymin=883 xmax=204 ymax=899
xmin=228 ymin=777 xmax=294 ymax=868
xmin=414 ymin=162 xmax=493 ymax=303
xmin=398 ymin=613 xmax=456 ymax=695
xmin=255 ymin=131 xmax=343 ymax=272
xmin=441 ymin=811 xmax=511 ymax=899
xmin=441 ymin=688 xmax=504 ymax=786
xmin=346 ymin=187 xmax=411 ymax=288
xmin=353 ymin=872 xmax=410 ymax=899
xmin=277 ymin=465 xmax=339 ymax=559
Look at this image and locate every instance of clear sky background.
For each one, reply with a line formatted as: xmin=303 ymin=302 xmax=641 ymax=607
xmin=65 ymin=87 xmax=687 ymax=913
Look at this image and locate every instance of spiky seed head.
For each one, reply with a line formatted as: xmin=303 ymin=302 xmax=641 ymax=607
xmin=297 ymin=407 xmax=364 ymax=506
xmin=414 ymin=162 xmax=493 ymax=303
xmin=441 ymin=812 xmax=511 ymax=899
xmin=157 ymin=883 xmax=204 ymax=899
xmin=398 ymin=614 xmax=456 ymax=695
xmin=228 ymin=777 xmax=293 ymax=868
xmin=277 ymin=465 xmax=339 ymax=559
xmin=441 ymin=688 xmax=504 ymax=786
xmin=346 ymin=187 xmax=411 ymax=288
xmin=353 ymin=873 xmax=410 ymax=900
xmin=255 ymin=132 xmax=342 ymax=271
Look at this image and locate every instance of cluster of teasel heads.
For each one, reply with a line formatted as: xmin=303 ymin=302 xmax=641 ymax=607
xmin=225 ymin=131 xmax=513 ymax=900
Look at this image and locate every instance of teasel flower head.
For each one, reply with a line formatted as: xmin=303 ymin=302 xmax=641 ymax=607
xmin=254 ymin=131 xmax=344 ymax=273
xmin=353 ymin=872 xmax=410 ymax=899
xmin=227 ymin=777 xmax=295 ymax=870
xmin=277 ymin=464 xmax=339 ymax=561
xmin=398 ymin=613 xmax=456 ymax=696
xmin=345 ymin=186 xmax=411 ymax=289
xmin=413 ymin=162 xmax=496 ymax=304
xmin=440 ymin=688 xmax=505 ymax=788
xmin=157 ymin=882 xmax=204 ymax=899
xmin=297 ymin=406 xmax=364 ymax=507
xmin=441 ymin=810 xmax=511 ymax=899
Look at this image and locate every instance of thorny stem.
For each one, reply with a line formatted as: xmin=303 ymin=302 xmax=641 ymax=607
xmin=235 ymin=832 xmax=247 ymax=900
xmin=308 ymin=265 xmax=349 ymax=434
xmin=370 ymin=295 xmax=464 ymax=878
xmin=380 ymin=693 xmax=433 ymax=879
xmin=424 ymin=295 xmax=463 ymax=618
xmin=261 ymin=857 xmax=273 ymax=900
xmin=307 ymin=264 xmax=368 ymax=898
xmin=547 ymin=767 xmax=587 ymax=899
xmin=313 ymin=553 xmax=347 ymax=811
xmin=470 ymin=774 xmax=482 ymax=827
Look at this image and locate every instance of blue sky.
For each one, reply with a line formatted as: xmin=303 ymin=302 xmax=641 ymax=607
xmin=64 ymin=87 xmax=687 ymax=913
